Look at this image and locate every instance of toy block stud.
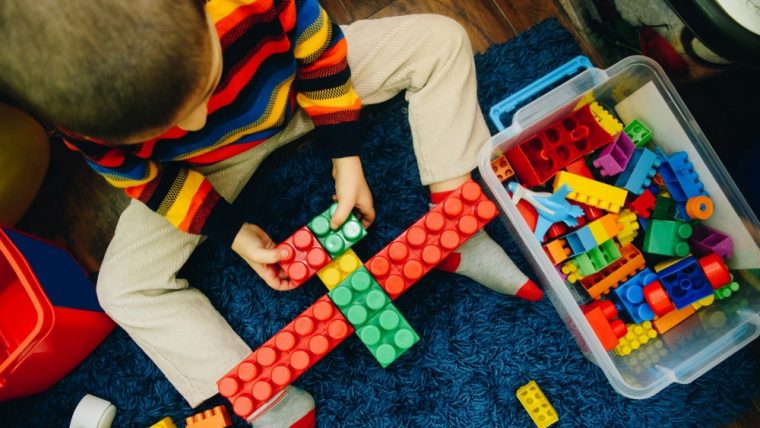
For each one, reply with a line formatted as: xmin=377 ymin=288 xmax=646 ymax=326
xmin=690 ymin=225 xmax=733 ymax=259
xmin=328 ymin=266 xmax=392 ymax=330
xmin=308 ymin=203 xmax=367 ymax=258
xmin=643 ymin=219 xmax=692 ymax=257
xmin=491 ymin=155 xmax=515 ymax=182
xmin=367 ymin=180 xmax=497 ymax=300
xmin=149 ymin=417 xmax=177 ymax=428
xmin=543 ymin=239 xmax=571 ymax=265
xmin=218 ymin=296 xmax=353 ymax=419
xmin=616 ymin=209 xmax=639 ymax=246
xmin=691 ymin=294 xmax=715 ymax=310
xmin=580 ymin=243 xmax=645 ymax=299
xmin=698 ymin=253 xmax=731 ymax=289
xmin=185 ymin=405 xmax=232 ymax=428
xmin=516 ymin=380 xmax=559 ymax=428
xmin=276 ymin=227 xmax=331 ymax=287
xmin=624 ymin=119 xmax=652 ymax=148
xmin=317 ymin=248 xmax=362 ymax=290
xmin=553 ymin=171 xmax=628 ymax=213
xmin=582 ymin=304 xmax=627 ymax=351
xmin=611 ymin=269 xmax=658 ymax=323
xmin=652 ymin=195 xmax=676 ymax=220
xmin=593 ymin=131 xmax=635 ymax=177
xmin=652 ymin=305 xmax=696 ymax=334
xmin=356 ymin=305 xmax=419 ymax=367
xmin=685 ymin=195 xmax=713 ymax=220
xmin=714 ymin=277 xmax=739 ymax=300
xmin=613 ymin=321 xmax=658 ymax=356
xmin=657 ymin=256 xmax=713 ymax=309
xmin=642 ymin=280 xmax=675 ymax=316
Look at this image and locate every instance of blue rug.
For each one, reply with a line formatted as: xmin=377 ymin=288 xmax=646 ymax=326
xmin=1 ymin=19 xmax=758 ymax=427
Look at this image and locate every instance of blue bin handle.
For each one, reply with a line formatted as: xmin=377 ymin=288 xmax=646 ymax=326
xmin=489 ymin=55 xmax=593 ymax=131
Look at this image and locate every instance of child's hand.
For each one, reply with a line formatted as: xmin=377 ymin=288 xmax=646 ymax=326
xmin=331 ymin=156 xmax=375 ymax=229
xmin=231 ymin=223 xmax=296 ymax=291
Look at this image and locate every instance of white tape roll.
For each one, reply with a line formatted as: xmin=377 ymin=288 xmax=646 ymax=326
xmin=70 ymin=394 xmax=117 ymax=428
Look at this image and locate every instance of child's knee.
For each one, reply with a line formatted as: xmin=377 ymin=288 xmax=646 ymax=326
xmin=420 ymin=15 xmax=471 ymax=52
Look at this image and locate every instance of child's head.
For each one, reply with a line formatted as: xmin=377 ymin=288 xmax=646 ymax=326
xmin=0 ymin=0 xmax=223 ymax=143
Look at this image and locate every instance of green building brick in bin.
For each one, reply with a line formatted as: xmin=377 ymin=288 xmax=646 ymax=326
xmin=328 ymin=267 xmax=390 ymax=330
xmin=643 ymin=219 xmax=692 ymax=257
xmin=625 ymin=119 xmax=653 ymax=148
xmin=571 ymin=239 xmax=621 ymax=276
xmin=652 ymin=195 xmax=676 ymax=220
xmin=308 ymin=202 xmax=367 ymax=257
xmin=357 ymin=305 xmax=419 ymax=368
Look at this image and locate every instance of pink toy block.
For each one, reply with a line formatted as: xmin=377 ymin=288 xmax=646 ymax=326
xmin=689 ymin=225 xmax=733 ymax=259
xmin=593 ymin=132 xmax=635 ymax=177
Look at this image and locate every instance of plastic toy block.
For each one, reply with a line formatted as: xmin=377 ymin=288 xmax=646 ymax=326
xmin=652 ymin=305 xmax=696 ymax=334
xmin=317 ymin=248 xmax=362 ymax=290
xmin=657 ymin=150 xmax=707 ymax=219
xmin=593 ymin=131 xmax=635 ymax=177
xmin=580 ymin=203 xmax=605 ymax=221
xmin=616 ymin=209 xmax=639 ymax=246
xmin=565 ymin=158 xmax=593 ymax=179
xmin=562 ymin=239 xmax=621 ymax=282
xmin=587 ymin=214 xmax=622 ymax=244
xmin=657 ymin=256 xmax=713 ymax=309
xmin=504 ymin=103 xmax=615 ymax=186
xmin=517 ymin=199 xmax=539 ymax=232
xmin=690 ymin=225 xmax=733 ymax=259
xmin=516 ymin=380 xmax=559 ymax=428
xmin=624 ymin=119 xmax=652 ymax=148
xmin=553 ymin=171 xmax=628 ymax=213
xmin=614 ymin=148 xmax=661 ymax=195
xmin=328 ymin=266 xmax=391 ymax=330
xmin=613 ymin=321 xmax=658 ymax=356
xmin=642 ymin=280 xmax=675 ymax=316
xmin=589 ymin=101 xmax=624 ymax=136
xmin=698 ymin=253 xmax=731 ymax=289
xmin=149 ymin=417 xmax=177 ymax=428
xmin=691 ymin=294 xmax=715 ymax=310
xmin=652 ymin=195 xmax=676 ymax=220
xmin=643 ymin=219 xmax=692 ymax=257
xmin=627 ymin=189 xmax=656 ymax=219
xmin=218 ymin=296 xmax=353 ymax=419
xmin=543 ymin=239 xmax=571 ymax=265
xmin=612 ymin=269 xmax=658 ymax=323
xmin=622 ymin=337 xmax=666 ymax=374
xmin=580 ymin=243 xmax=645 ymax=299
xmin=276 ymin=227 xmax=331 ymax=287
xmin=563 ymin=226 xmax=597 ymax=256
xmin=582 ymin=305 xmax=627 ymax=351
xmin=715 ymin=278 xmax=740 ymax=300
xmin=685 ymin=195 xmax=713 ymax=220
xmin=186 ymin=405 xmax=231 ymax=428
xmin=508 ymin=182 xmax=584 ymax=242
xmin=491 ymin=155 xmax=515 ymax=182
xmin=308 ymin=203 xmax=367 ymax=258
xmin=367 ymin=180 xmax=497 ymax=300
xmin=356 ymin=305 xmax=419 ymax=367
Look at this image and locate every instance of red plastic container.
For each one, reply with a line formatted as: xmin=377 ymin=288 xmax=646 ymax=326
xmin=0 ymin=227 xmax=114 ymax=400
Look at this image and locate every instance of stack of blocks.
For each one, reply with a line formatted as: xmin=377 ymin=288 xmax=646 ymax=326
xmin=219 ymin=181 xmax=499 ymax=420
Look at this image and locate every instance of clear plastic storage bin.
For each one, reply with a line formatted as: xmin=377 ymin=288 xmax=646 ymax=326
xmin=478 ymin=55 xmax=760 ymax=399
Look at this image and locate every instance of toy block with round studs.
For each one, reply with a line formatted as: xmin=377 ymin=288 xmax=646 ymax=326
xmin=317 ymin=248 xmax=363 ymax=290
xmin=308 ymin=203 xmax=367 ymax=258
xmin=276 ymin=227 xmax=331 ymax=287
xmin=356 ymin=304 xmax=420 ymax=368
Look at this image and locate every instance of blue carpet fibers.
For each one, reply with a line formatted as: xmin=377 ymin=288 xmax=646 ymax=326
xmin=1 ymin=19 xmax=758 ymax=427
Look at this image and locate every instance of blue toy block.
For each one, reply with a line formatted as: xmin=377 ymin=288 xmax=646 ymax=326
xmin=638 ymin=216 xmax=648 ymax=232
xmin=614 ymin=148 xmax=661 ymax=195
xmin=612 ymin=268 xmax=657 ymax=323
xmin=564 ymin=226 xmax=597 ymax=256
xmin=656 ymin=150 xmax=707 ymax=203
xmin=657 ymin=256 xmax=713 ymax=309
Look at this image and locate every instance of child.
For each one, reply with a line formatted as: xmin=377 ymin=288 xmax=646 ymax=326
xmin=0 ymin=0 xmax=541 ymax=425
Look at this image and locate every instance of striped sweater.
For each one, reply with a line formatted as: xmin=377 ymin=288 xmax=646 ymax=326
xmin=62 ymin=0 xmax=361 ymax=247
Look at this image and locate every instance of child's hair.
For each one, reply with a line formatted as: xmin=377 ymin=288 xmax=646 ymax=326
xmin=0 ymin=0 xmax=210 ymax=141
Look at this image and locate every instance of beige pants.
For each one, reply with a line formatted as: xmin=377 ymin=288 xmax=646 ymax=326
xmin=97 ymin=14 xmax=490 ymax=407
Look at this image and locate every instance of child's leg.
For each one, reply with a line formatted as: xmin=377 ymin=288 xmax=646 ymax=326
xmin=342 ymin=15 xmax=541 ymax=300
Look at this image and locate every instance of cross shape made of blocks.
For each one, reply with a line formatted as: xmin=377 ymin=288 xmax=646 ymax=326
xmin=218 ymin=180 xmax=498 ymax=420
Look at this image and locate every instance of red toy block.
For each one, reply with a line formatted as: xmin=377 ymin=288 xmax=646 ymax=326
xmin=505 ymin=104 xmax=617 ymax=187
xmin=642 ymin=280 xmax=675 ymax=316
xmin=217 ymin=296 xmax=353 ymax=419
xmin=276 ymin=227 xmax=331 ymax=287
xmin=579 ymin=243 xmax=645 ymax=299
xmin=582 ymin=305 xmax=627 ymax=351
xmin=698 ymin=253 xmax=731 ymax=289
xmin=580 ymin=203 xmax=604 ymax=222
xmin=366 ymin=180 xmax=498 ymax=300
xmin=517 ymin=199 xmax=538 ymax=232
xmin=186 ymin=405 xmax=232 ymax=428
xmin=627 ymin=189 xmax=656 ymax=219
xmin=565 ymin=158 xmax=594 ymax=179
xmin=546 ymin=223 xmax=568 ymax=240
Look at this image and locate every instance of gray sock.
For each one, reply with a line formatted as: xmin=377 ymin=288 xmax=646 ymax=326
xmin=248 ymin=386 xmax=315 ymax=428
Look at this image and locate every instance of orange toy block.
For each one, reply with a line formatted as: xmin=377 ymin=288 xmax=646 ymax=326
xmin=653 ymin=306 xmax=696 ymax=334
xmin=186 ymin=405 xmax=231 ymax=428
xmin=366 ymin=180 xmax=498 ymax=300
xmin=218 ymin=296 xmax=353 ymax=419
xmin=579 ymin=243 xmax=645 ymax=299
xmin=553 ymin=171 xmax=628 ymax=213
xmin=276 ymin=227 xmax=331 ymax=287
xmin=587 ymin=213 xmax=622 ymax=244
xmin=565 ymin=158 xmax=593 ymax=179
xmin=544 ymin=239 xmax=571 ymax=265
xmin=491 ymin=155 xmax=515 ymax=182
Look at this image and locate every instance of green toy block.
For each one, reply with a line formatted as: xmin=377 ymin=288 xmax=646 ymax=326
xmin=356 ymin=305 xmax=419 ymax=368
xmin=643 ymin=219 xmax=693 ymax=257
xmin=328 ymin=267 xmax=390 ymax=329
xmin=572 ymin=239 xmax=622 ymax=276
xmin=624 ymin=119 xmax=652 ymax=148
xmin=714 ymin=277 xmax=740 ymax=300
xmin=307 ymin=203 xmax=367 ymax=257
xmin=652 ymin=195 xmax=676 ymax=220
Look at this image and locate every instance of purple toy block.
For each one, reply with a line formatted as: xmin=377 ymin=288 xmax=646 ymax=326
xmin=593 ymin=132 xmax=635 ymax=177
xmin=690 ymin=225 xmax=734 ymax=259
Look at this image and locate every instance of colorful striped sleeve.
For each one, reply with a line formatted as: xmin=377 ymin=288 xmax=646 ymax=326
xmin=293 ymin=0 xmax=361 ymax=158
xmin=62 ymin=136 xmax=245 ymax=247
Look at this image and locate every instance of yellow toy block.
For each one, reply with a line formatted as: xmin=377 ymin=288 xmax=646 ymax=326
xmin=692 ymin=294 xmax=715 ymax=310
xmin=553 ymin=171 xmax=628 ymax=213
xmin=613 ymin=321 xmax=658 ymax=356
xmin=587 ymin=213 xmax=621 ymax=243
xmin=516 ymin=380 xmax=558 ymax=428
xmin=149 ymin=417 xmax=177 ymax=428
xmin=616 ymin=209 xmax=639 ymax=246
xmin=560 ymin=261 xmax=583 ymax=283
xmin=589 ymin=101 xmax=623 ymax=136
xmin=654 ymin=256 xmax=688 ymax=272
xmin=317 ymin=248 xmax=362 ymax=290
